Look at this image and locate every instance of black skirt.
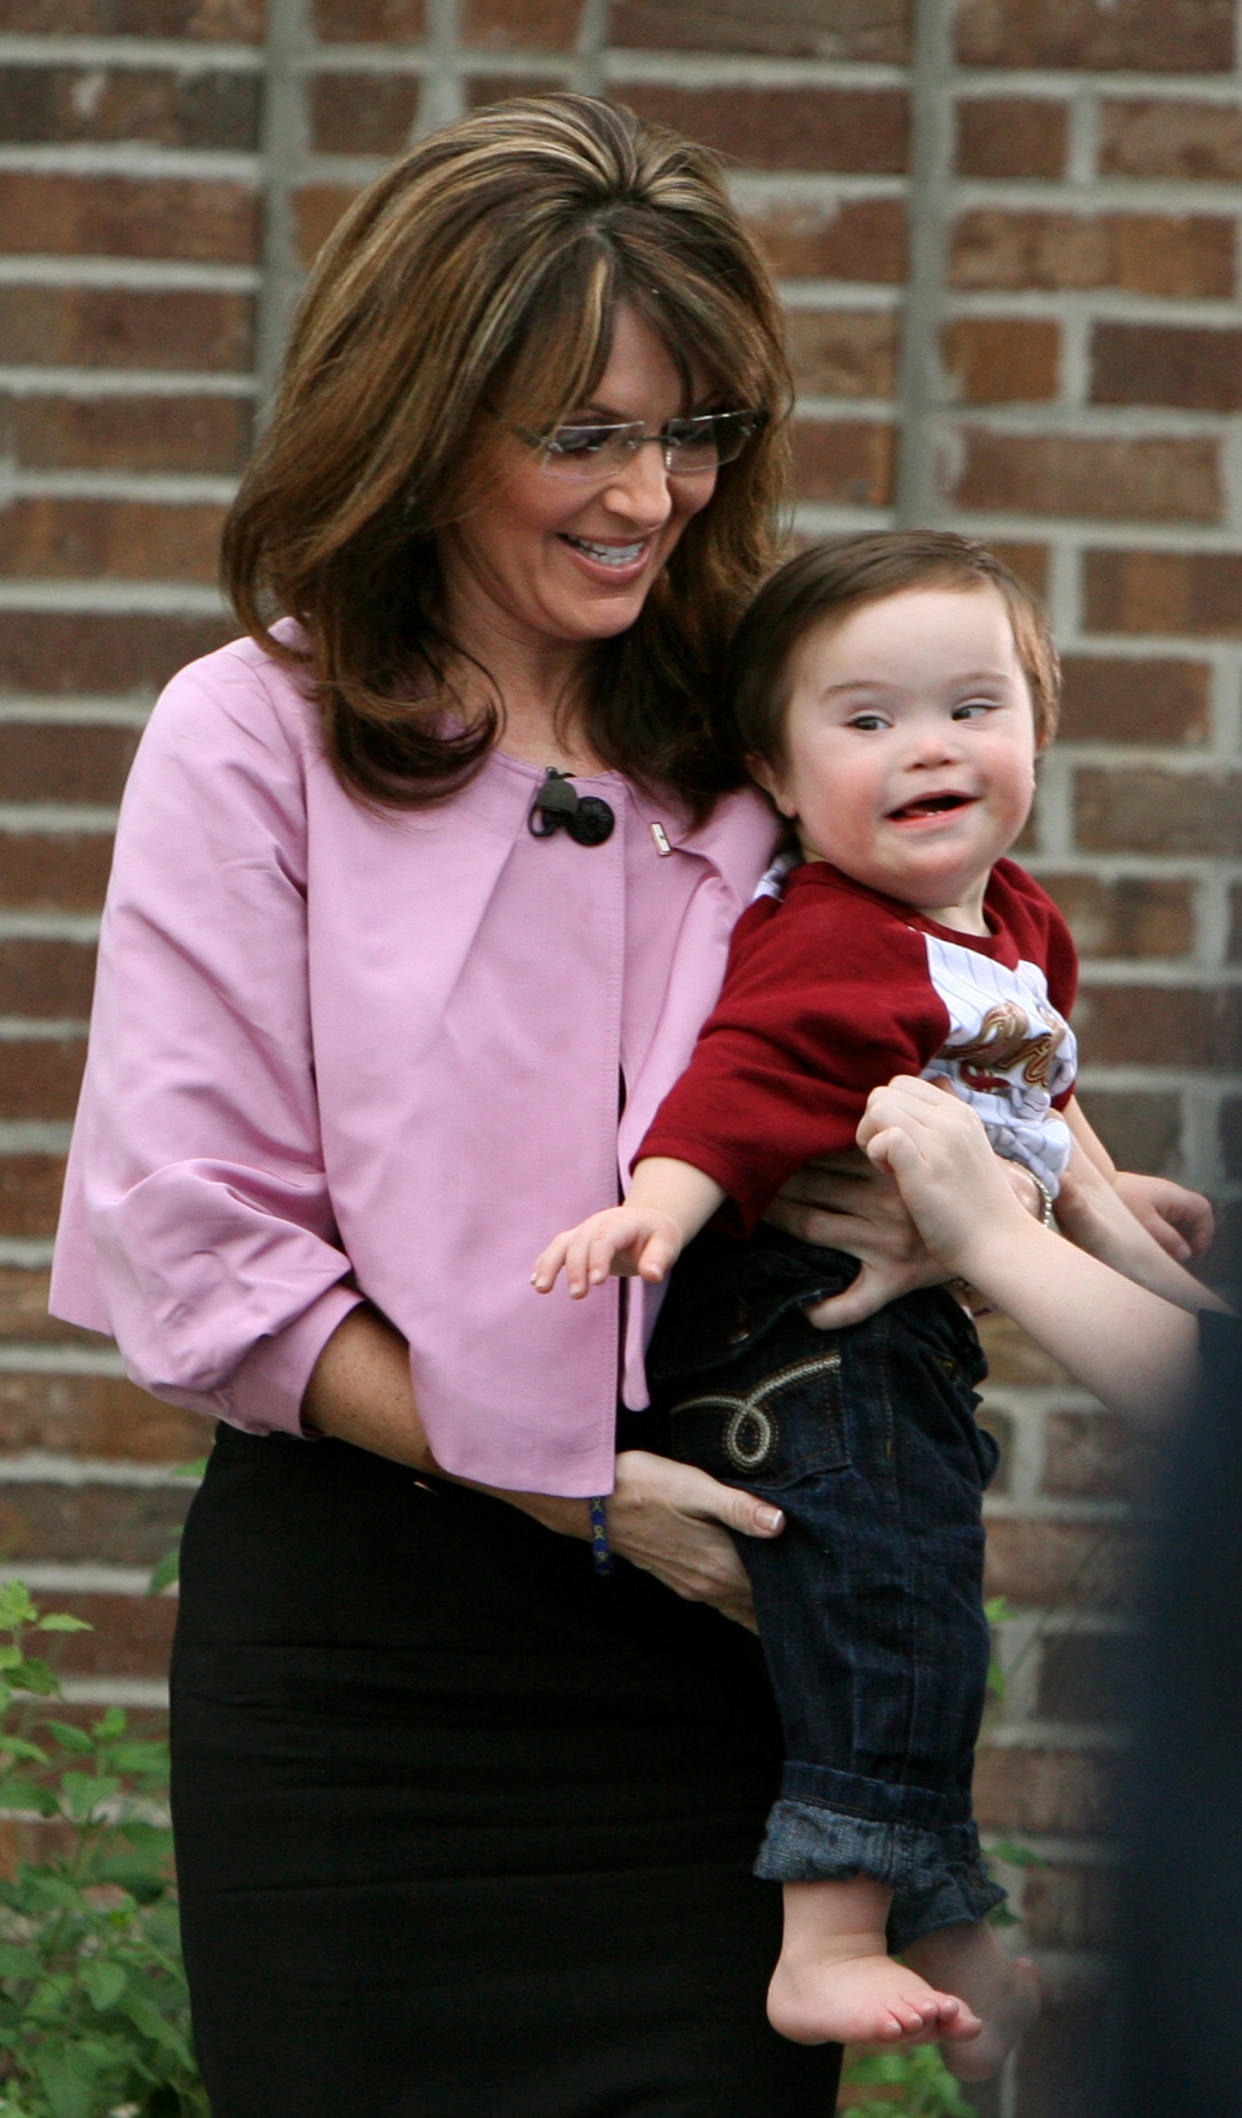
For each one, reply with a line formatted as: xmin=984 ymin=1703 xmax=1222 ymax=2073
xmin=170 ymin=1418 xmax=842 ymax=2117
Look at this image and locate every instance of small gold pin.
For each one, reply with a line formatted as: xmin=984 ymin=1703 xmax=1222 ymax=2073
xmin=650 ymin=822 xmax=672 ymax=856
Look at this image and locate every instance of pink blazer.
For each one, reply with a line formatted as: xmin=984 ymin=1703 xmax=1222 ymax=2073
xmin=50 ymin=634 xmax=777 ymax=1495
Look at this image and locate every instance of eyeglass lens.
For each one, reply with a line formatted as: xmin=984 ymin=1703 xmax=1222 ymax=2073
xmin=540 ymin=411 xmax=758 ymax=479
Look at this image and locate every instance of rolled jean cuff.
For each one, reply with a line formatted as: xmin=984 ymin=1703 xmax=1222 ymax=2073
xmin=753 ymin=1797 xmax=1006 ymax=1953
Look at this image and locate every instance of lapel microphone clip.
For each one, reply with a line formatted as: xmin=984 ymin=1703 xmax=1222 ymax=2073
xmin=528 ymin=768 xmax=615 ymax=847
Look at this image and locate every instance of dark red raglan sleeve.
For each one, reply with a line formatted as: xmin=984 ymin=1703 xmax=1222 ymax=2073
xmin=989 ymin=859 xmax=1080 ymax=1107
xmin=636 ymin=881 xmax=952 ymax=1233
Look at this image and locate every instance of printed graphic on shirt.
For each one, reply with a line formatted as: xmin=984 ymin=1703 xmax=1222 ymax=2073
xmin=919 ymin=932 xmax=1077 ymax=1193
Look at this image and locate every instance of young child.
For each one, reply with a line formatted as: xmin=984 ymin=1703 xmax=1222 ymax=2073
xmin=533 ymin=532 xmax=1216 ymax=2074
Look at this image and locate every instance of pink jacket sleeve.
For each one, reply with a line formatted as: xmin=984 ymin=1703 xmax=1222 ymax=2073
xmin=50 ymin=647 xmax=362 ymax=1435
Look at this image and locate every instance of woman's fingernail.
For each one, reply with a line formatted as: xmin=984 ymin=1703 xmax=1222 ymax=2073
xmin=756 ymin=1505 xmax=784 ymax=1532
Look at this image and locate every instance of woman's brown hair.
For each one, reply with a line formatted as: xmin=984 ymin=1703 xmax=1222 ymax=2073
xmin=222 ymin=93 xmax=793 ymax=815
xmin=729 ymin=531 xmax=1062 ymax=775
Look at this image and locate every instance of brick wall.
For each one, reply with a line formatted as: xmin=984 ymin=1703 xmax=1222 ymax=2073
xmin=2 ymin=3 xmax=1239 ymax=2110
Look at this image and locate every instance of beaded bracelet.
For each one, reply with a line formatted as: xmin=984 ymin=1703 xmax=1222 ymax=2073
xmin=588 ymin=1495 xmax=614 ymax=1577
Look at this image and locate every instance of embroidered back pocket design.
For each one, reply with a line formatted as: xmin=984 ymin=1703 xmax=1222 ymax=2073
xmin=669 ymin=1348 xmax=847 ymax=1489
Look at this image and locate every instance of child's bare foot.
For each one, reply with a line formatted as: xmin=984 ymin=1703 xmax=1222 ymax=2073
xmin=767 ymin=1948 xmax=983 ymax=2050
xmin=905 ymin=1922 xmax=1041 ymax=2081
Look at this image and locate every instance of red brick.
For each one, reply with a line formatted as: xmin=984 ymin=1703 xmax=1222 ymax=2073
xmin=1092 ymin=322 xmax=1242 ymax=413
xmin=941 ymin=317 xmax=1059 ymax=404
xmin=0 ymin=940 xmax=95 ymax=1020
xmin=1043 ymin=1408 xmax=1160 ymax=1501
xmin=1036 ymin=1630 xmax=1135 ymax=1723
xmin=951 ymin=210 xmax=1234 ymax=298
xmin=308 ymin=73 xmax=420 ymax=156
xmin=0 ymin=1264 xmax=69 ymax=1338
xmin=294 ymin=182 xmax=360 ymax=267
xmin=984 ymin=1518 xmax=1143 ymax=1612
xmin=1 ymin=0 xmax=262 ymax=32
xmin=1079 ymin=1090 xmax=1182 ymax=1176
xmin=1059 ymin=654 xmax=1209 ymax=745
xmin=0 ymin=285 xmax=253 ymax=372
xmin=1231 ymin=886 xmax=1242 ymax=964
xmin=977 ymin=1311 xmax=1070 ymax=1388
xmin=4 ymin=394 xmax=250 ymax=477
xmin=313 ymin=0 xmax=424 ymax=34
xmin=1099 ymin=96 xmax=1242 ymax=180
xmin=0 ymin=833 xmax=113 ymax=914
xmin=22 ymin=1590 xmax=178 ymax=1681
xmin=0 ymin=174 xmax=258 ymax=265
xmin=974 ymin=1742 xmax=1117 ymax=1835
xmin=610 ymin=0 xmax=910 ymax=61
xmin=986 ymin=541 xmax=1049 ymax=595
xmin=784 ymin=311 xmax=898 ymax=400
xmin=792 ymin=419 xmax=893 ymax=507
xmin=746 ymin=196 xmax=906 ymax=283
xmin=1022 ymin=1865 xmax=1118 ymax=1952
xmin=950 ymin=429 xmax=1220 ymax=523
xmin=0 ymin=612 xmax=232 ymax=696
xmin=0 ymin=1481 xmax=191 ymax=1568
xmin=956 ymin=96 xmax=1068 ymax=179
xmin=1039 ymin=872 xmax=1194 ymax=959
xmin=463 ymin=0 xmax=582 ymax=44
xmin=956 ymin=0 xmax=1234 ymax=72
xmin=976 ymin=1403 xmax=1014 ymax=1496
xmin=0 ymin=66 xmax=260 ymax=150
xmin=464 ymin=74 xmax=571 ymax=111
xmin=1072 ymin=982 xmax=1242 ymax=1069
xmin=1084 ymin=549 xmax=1242 ymax=638
xmin=0 ymin=722 xmax=139 ymax=805
xmin=0 ymin=497 xmax=224 ymax=584
xmin=0 ymin=1036 xmax=87 ymax=1122
xmin=615 ymin=83 xmax=908 ymax=175
xmin=1076 ymin=766 xmax=1242 ymax=857
xmin=0 ymin=1153 xmax=68 ymax=1240
xmin=0 ymin=1370 xmax=204 ymax=1462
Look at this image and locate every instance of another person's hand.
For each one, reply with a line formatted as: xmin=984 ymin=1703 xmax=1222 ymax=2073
xmin=1113 ymin=1171 xmax=1214 ymax=1265
xmin=762 ymin=1146 xmax=949 ymax=1329
xmin=856 ymin=1075 xmax=1026 ymax=1276
xmin=532 ymin=1204 xmax=683 ymax=1297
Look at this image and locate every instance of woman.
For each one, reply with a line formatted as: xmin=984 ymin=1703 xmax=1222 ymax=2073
xmin=51 ymin=93 xmax=854 ymax=2116
xmin=48 ymin=92 xmax=1196 ymax=2117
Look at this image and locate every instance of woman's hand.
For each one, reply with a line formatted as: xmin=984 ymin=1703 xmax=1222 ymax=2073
xmin=761 ymin=1147 xmax=948 ymax=1329
xmin=856 ymin=1075 xmax=1025 ymax=1277
xmin=523 ymin=1450 xmax=784 ymax=1632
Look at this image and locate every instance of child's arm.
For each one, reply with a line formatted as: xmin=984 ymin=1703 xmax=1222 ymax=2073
xmin=857 ymin=1078 xmax=1203 ymax=1422
xmin=1066 ymin=1095 xmax=1215 ymax=1263
xmin=532 ymin=1158 xmax=726 ymax=1300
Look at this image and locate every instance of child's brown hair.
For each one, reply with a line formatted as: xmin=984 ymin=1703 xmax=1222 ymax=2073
xmin=730 ymin=531 xmax=1061 ymax=773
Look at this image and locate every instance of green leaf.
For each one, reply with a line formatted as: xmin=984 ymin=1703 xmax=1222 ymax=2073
xmin=145 ymin=1548 xmax=181 ymax=1597
xmin=81 ymin=1959 xmax=128 ymax=2013
xmin=41 ymin=1721 xmax=94 ymax=1756
xmin=0 ymin=1941 xmax=41 ymax=1981
xmin=174 ymin=1459 xmax=208 ymax=1481
xmin=8 ymin=1658 xmax=59 ymax=1698
xmin=58 ymin=1771 xmax=122 ymax=1823
xmin=121 ymin=1991 xmax=194 ymax=2067
xmin=0 ymin=1776 xmax=58 ymax=1817
xmin=0 ymin=1736 xmax=48 ymax=1765
xmin=90 ymin=1708 xmax=126 ymax=1742
xmin=0 ymin=1648 xmax=21 ymax=1672
xmin=0 ymin=1581 xmax=37 ymax=1629
xmin=984 ymin=1594 xmax=1015 ymax=1626
xmin=987 ymin=1838 xmax=1046 ymax=1868
xmin=35 ymin=1615 xmax=92 ymax=1635
xmin=31 ymin=2042 xmax=109 ymax=2118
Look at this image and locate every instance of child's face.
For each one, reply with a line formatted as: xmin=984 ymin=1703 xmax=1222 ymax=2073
xmin=752 ymin=583 xmax=1039 ymax=933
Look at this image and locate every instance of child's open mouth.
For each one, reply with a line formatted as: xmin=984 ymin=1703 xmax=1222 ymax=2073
xmin=886 ymin=793 xmax=974 ymax=823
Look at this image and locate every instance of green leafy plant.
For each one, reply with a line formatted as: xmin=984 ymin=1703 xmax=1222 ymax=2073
xmin=0 ymin=1578 xmax=207 ymax=2118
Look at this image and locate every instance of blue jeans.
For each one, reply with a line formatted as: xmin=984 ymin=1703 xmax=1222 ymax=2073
xmin=646 ymin=1225 xmax=1006 ymax=1953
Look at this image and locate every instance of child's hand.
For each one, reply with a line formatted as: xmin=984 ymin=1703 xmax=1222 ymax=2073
xmin=1112 ymin=1172 xmax=1214 ymax=1265
xmin=532 ymin=1205 xmax=685 ymax=1299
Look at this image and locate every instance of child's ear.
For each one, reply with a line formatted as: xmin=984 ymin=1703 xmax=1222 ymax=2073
xmin=746 ymin=753 xmax=793 ymax=818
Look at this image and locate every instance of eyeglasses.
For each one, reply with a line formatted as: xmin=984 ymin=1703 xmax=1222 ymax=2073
xmin=502 ymin=407 xmax=765 ymax=482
